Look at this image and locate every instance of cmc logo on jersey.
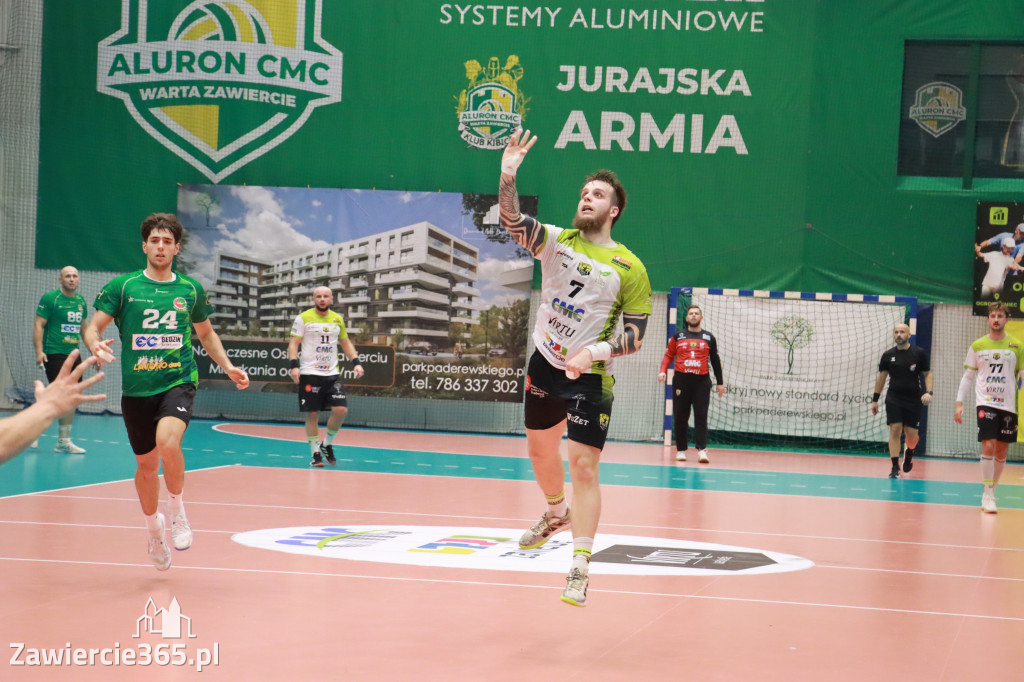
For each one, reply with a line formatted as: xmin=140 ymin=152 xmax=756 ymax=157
xmin=97 ymin=1 xmax=343 ymax=183
xmin=132 ymin=334 xmax=184 ymax=349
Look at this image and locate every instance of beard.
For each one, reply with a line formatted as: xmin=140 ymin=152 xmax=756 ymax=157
xmin=572 ymin=213 xmax=602 ymax=233
xmin=315 ymin=302 xmax=330 ymax=312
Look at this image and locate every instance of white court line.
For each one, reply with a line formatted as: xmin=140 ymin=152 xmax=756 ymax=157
xmin=0 ymin=556 xmax=1020 ymax=622
xmin=0 ymin=463 xmax=240 ymax=500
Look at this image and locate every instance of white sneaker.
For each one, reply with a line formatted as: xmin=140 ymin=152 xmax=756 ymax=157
xmin=30 ymin=439 xmax=39 ymax=449
xmin=518 ymin=509 xmax=571 ymax=549
xmin=676 ymin=450 xmax=687 ymax=462
xmin=147 ymin=513 xmax=172 ymax=571
xmin=54 ymin=439 xmax=86 ymax=454
xmin=698 ymin=449 xmax=710 ymax=463
xmin=981 ymin=489 xmax=998 ymax=514
xmin=561 ymin=567 xmax=589 ymax=607
xmin=169 ymin=509 xmax=193 ymax=550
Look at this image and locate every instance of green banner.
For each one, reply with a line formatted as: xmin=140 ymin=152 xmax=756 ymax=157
xmin=39 ymin=0 xmax=804 ymax=296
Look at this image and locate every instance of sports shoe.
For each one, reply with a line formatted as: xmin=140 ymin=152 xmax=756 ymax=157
xmin=30 ymin=439 xmax=38 ymax=449
xmin=147 ymin=513 xmax=172 ymax=571
xmin=169 ymin=509 xmax=193 ymax=550
xmin=561 ymin=567 xmax=589 ymax=607
xmin=888 ymin=466 xmax=899 ymax=479
xmin=310 ymin=451 xmax=324 ymax=467
xmin=902 ymin=448 xmax=915 ymax=473
xmin=698 ymin=449 xmax=710 ymax=464
xmin=518 ymin=509 xmax=571 ymax=549
xmin=675 ymin=450 xmax=687 ymax=462
xmin=54 ymin=439 xmax=86 ymax=454
xmin=320 ymin=443 xmax=336 ymax=465
xmin=981 ymin=489 xmax=998 ymax=514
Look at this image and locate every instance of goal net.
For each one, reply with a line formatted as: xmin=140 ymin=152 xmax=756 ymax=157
xmin=666 ymin=287 xmax=918 ymax=453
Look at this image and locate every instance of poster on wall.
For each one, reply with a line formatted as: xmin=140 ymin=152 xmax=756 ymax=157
xmin=176 ymin=184 xmax=535 ymax=403
xmin=974 ymin=201 xmax=1024 ymax=317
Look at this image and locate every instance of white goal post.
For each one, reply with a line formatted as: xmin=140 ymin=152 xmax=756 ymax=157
xmin=664 ymin=287 xmax=919 ymax=451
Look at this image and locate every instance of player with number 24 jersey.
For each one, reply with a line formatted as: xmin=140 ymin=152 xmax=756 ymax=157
xmin=93 ymin=270 xmax=212 ymax=397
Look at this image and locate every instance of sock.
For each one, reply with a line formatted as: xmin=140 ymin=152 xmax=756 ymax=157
xmin=571 ymin=538 xmax=593 ymax=572
xmin=145 ymin=511 xmax=163 ymax=534
xmin=890 ymin=456 xmax=900 ymax=470
xmin=993 ymin=458 xmax=1005 ymax=487
xmin=309 ymin=437 xmax=320 ymax=456
xmin=59 ymin=425 xmax=71 ymax=441
xmin=167 ymin=491 xmax=184 ymax=515
xmin=981 ymin=456 xmax=995 ymax=488
xmin=324 ymin=429 xmax=339 ymax=446
xmin=546 ymin=490 xmax=568 ymax=518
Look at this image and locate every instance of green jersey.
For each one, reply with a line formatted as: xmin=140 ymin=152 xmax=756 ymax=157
xmin=93 ymin=269 xmax=213 ymax=397
xmin=36 ymin=289 xmax=87 ymax=355
xmin=963 ymin=334 xmax=1024 ymax=413
xmin=290 ymin=308 xmax=348 ymax=376
xmin=533 ymin=224 xmax=652 ymax=376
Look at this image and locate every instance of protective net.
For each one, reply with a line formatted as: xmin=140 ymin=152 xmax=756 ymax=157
xmin=665 ymin=288 xmax=916 ymax=453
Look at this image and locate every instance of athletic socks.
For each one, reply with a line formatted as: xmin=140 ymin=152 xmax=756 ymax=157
xmin=571 ymin=538 xmax=593 ymax=572
xmin=144 ymin=511 xmax=163 ymax=534
xmin=981 ymin=456 xmax=995 ymax=488
xmin=324 ymin=429 xmax=339 ymax=446
xmin=167 ymin=491 xmax=184 ymax=515
xmin=59 ymin=424 xmax=71 ymax=440
xmin=546 ymin=490 xmax=568 ymax=519
xmin=308 ymin=437 xmax=320 ymax=456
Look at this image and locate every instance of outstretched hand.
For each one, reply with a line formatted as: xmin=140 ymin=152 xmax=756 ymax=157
xmin=501 ymin=128 xmax=537 ymax=176
xmin=34 ymin=350 xmax=106 ymax=415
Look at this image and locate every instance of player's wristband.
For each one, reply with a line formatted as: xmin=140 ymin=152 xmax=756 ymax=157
xmin=584 ymin=342 xmax=612 ymax=362
xmin=351 ymin=357 xmax=363 ymax=367
xmin=926 ymin=390 xmax=933 ymax=395
xmin=289 ymin=359 xmax=299 ymax=370
xmin=872 ymin=393 xmax=880 ymax=402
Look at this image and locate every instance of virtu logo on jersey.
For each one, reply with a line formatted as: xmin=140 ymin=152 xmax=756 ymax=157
xmin=455 ymin=55 xmax=529 ymax=149
xmin=97 ymin=1 xmax=343 ymax=183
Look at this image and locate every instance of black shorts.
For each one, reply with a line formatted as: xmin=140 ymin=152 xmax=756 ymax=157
xmin=121 ymin=384 xmax=196 ymax=455
xmin=885 ymin=396 xmax=922 ymax=429
xmin=976 ymin=407 xmax=1018 ymax=443
xmin=298 ymin=374 xmax=347 ymax=412
xmin=523 ymin=350 xmax=614 ymax=450
xmin=43 ymin=353 xmax=80 ymax=384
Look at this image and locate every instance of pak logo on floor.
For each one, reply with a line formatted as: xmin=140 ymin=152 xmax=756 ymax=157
xmin=97 ymin=0 xmax=343 ymax=183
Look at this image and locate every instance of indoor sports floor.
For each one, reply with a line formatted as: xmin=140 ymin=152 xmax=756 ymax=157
xmin=1 ymin=414 xmax=1022 ymax=681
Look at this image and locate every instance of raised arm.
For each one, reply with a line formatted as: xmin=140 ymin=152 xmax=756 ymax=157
xmin=499 ymin=128 xmax=545 ymax=255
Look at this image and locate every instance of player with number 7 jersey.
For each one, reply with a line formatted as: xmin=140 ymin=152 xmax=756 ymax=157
xmin=93 ymin=271 xmax=212 ymax=397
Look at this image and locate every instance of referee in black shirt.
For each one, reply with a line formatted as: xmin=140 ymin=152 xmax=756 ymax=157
xmin=870 ymin=323 xmax=933 ymax=478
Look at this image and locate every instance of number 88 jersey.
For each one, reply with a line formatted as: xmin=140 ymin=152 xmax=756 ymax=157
xmin=94 ymin=269 xmax=212 ymax=397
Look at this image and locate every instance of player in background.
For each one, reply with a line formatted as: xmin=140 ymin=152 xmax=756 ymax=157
xmin=287 ymin=286 xmax=364 ymax=467
xmin=33 ymin=265 xmax=89 ymax=452
xmin=658 ymin=304 xmax=725 ymax=463
xmin=84 ymin=213 xmax=249 ymax=570
xmin=954 ymin=302 xmax=1024 ymax=513
xmin=870 ymin=323 xmax=933 ymax=478
xmin=499 ymin=129 xmax=652 ymax=607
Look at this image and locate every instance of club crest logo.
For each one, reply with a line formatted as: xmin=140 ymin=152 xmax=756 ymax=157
xmin=455 ymin=55 xmax=529 ymax=150
xmin=97 ymin=0 xmax=343 ymax=183
xmin=908 ymin=81 xmax=966 ymax=138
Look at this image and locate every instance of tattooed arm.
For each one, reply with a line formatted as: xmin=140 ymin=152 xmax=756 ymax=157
xmin=565 ymin=312 xmax=649 ymax=380
xmin=498 ymin=129 xmax=545 ymax=256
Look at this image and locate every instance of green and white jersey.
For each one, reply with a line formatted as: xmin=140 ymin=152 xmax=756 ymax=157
xmin=93 ymin=270 xmax=212 ymax=397
xmin=963 ymin=334 xmax=1024 ymax=413
xmin=36 ymin=289 xmax=87 ymax=355
xmin=533 ymin=224 xmax=652 ymax=376
xmin=290 ymin=308 xmax=348 ymax=376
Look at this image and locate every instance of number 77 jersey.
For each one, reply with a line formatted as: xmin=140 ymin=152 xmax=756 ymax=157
xmin=963 ymin=334 xmax=1024 ymax=413
xmin=94 ymin=269 xmax=213 ymax=397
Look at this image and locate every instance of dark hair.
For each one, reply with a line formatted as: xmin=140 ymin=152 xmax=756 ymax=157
xmin=686 ymin=305 xmax=702 ymax=315
xmin=989 ymin=301 xmax=1009 ymax=315
xmin=583 ymin=169 xmax=627 ymax=225
xmin=140 ymin=212 xmax=184 ymax=243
